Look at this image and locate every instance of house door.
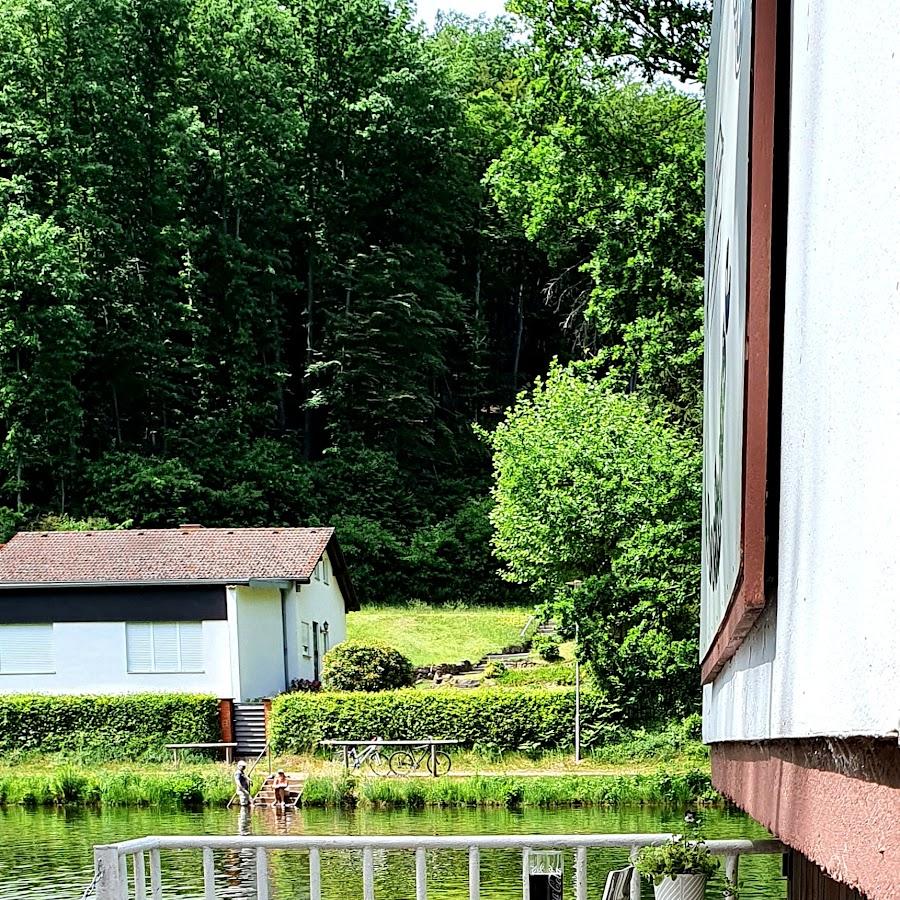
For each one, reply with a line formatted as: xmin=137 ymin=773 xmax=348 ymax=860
xmin=312 ymin=621 xmax=320 ymax=681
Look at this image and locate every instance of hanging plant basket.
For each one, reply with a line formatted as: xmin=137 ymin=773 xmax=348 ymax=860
xmin=652 ymin=874 xmax=708 ymax=900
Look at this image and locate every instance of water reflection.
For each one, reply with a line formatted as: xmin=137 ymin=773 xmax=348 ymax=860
xmin=0 ymin=804 xmax=786 ymax=900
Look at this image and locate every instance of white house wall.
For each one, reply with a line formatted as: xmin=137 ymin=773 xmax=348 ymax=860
xmin=283 ymin=551 xmax=349 ymax=683
xmin=231 ymin=560 xmax=349 ymax=700
xmin=704 ymin=0 xmax=900 ymax=744
xmin=0 ymin=620 xmax=231 ymax=696
xmin=232 ymin=584 xmax=286 ymax=701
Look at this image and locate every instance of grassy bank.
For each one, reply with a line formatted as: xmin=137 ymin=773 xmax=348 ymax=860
xmin=346 ymin=603 xmax=530 ymax=666
xmin=0 ymin=761 xmax=713 ymax=810
xmin=301 ymin=769 xmax=715 ymax=809
xmin=0 ymin=761 xmax=234 ymax=808
xmin=0 ymin=720 xmax=709 ymax=809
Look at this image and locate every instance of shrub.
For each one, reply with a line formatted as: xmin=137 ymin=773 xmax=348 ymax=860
xmin=483 ymin=661 xmax=506 ymax=679
xmin=496 ymin=662 xmax=576 ymax=687
xmin=533 ymin=634 xmax=562 ymax=662
xmin=270 ymin=687 xmax=618 ymax=753
xmin=0 ymin=694 xmax=219 ymax=759
xmin=286 ymin=679 xmax=321 ymax=694
xmin=322 ymin=642 xmax=414 ymax=692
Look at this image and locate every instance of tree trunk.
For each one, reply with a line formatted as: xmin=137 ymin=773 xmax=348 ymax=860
xmin=303 ymin=246 xmax=315 ymax=459
xmin=512 ymin=279 xmax=524 ymax=395
xmin=272 ymin=292 xmax=287 ymax=430
xmin=111 ymin=385 xmax=123 ymax=446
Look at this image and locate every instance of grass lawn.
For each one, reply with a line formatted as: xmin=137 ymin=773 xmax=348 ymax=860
xmin=346 ymin=603 xmax=532 ymax=666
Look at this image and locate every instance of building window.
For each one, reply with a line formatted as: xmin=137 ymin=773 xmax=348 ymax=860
xmin=314 ymin=560 xmax=322 ymax=582
xmin=300 ymin=621 xmax=312 ymax=657
xmin=323 ymin=556 xmax=330 ymax=585
xmin=126 ymin=622 xmax=204 ymax=673
xmin=0 ymin=624 xmax=54 ymax=674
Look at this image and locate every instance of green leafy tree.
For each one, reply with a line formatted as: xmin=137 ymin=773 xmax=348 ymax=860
xmin=0 ymin=207 xmax=87 ymax=510
xmin=487 ymin=76 xmax=705 ymax=431
xmin=484 ymin=363 xmax=700 ymax=721
xmin=509 ymin=0 xmax=711 ymax=82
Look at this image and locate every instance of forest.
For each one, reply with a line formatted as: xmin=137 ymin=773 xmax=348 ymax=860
xmin=0 ymin=0 xmax=710 ymax=720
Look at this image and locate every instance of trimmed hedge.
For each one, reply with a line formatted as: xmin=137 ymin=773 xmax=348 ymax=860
xmin=270 ymin=687 xmax=616 ymax=753
xmin=0 ymin=694 xmax=220 ymax=759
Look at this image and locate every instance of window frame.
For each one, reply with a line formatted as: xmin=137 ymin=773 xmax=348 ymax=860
xmin=300 ymin=620 xmax=312 ymax=658
xmin=701 ymin=0 xmax=787 ymax=684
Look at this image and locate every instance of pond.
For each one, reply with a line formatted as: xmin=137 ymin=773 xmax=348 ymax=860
xmin=0 ymin=805 xmax=786 ymax=900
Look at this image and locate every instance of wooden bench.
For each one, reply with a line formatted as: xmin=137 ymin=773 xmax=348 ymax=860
xmin=166 ymin=742 xmax=238 ymax=765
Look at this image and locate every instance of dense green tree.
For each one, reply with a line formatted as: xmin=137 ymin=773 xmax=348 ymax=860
xmin=0 ymin=207 xmax=87 ymax=510
xmin=509 ymin=0 xmax=711 ymax=82
xmin=483 ymin=363 xmax=700 ymax=721
xmin=487 ymin=51 xmax=705 ymax=430
xmin=480 ymin=1 xmax=708 ymax=715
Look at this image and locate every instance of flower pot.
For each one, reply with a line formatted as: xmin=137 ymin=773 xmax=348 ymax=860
xmin=652 ymin=874 xmax=707 ymax=900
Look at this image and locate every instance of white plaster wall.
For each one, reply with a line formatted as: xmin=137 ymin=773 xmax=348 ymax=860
xmin=301 ymin=551 xmax=349 ymax=655
xmin=282 ymin=585 xmax=307 ymax=683
xmin=0 ymin=621 xmax=231 ymax=696
xmin=704 ymin=0 xmax=900 ymax=743
xmin=233 ymin=585 xmax=286 ymax=701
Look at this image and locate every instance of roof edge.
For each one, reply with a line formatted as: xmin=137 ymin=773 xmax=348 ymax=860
xmin=325 ymin=534 xmax=360 ymax=612
xmin=0 ymin=578 xmax=314 ymax=590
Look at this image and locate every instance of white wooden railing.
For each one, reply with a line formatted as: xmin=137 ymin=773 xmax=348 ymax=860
xmin=92 ymin=833 xmax=786 ymax=900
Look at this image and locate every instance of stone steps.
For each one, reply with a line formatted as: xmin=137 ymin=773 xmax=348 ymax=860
xmin=253 ymin=772 xmax=306 ymax=807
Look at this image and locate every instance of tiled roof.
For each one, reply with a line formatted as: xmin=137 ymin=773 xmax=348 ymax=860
xmin=0 ymin=526 xmax=335 ymax=586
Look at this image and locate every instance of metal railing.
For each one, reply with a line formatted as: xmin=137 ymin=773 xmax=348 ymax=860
xmin=92 ymin=832 xmax=786 ymax=899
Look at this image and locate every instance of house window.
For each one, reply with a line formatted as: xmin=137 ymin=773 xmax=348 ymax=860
xmin=323 ymin=556 xmax=330 ymax=585
xmin=126 ymin=622 xmax=204 ymax=673
xmin=0 ymin=624 xmax=54 ymax=674
xmin=300 ymin=621 xmax=312 ymax=657
xmin=314 ymin=561 xmax=322 ymax=582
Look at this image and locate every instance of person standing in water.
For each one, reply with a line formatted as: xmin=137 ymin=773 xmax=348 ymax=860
xmin=234 ymin=760 xmax=252 ymax=807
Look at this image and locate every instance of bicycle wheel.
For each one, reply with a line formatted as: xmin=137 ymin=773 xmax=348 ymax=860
xmin=368 ymin=750 xmax=390 ymax=777
xmin=389 ymin=750 xmax=416 ymax=777
xmin=427 ymin=751 xmax=451 ymax=777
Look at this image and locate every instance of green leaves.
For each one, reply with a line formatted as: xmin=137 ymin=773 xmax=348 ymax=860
xmin=0 ymin=206 xmax=88 ymax=505
xmin=270 ymin=686 xmax=617 ymax=753
xmin=0 ymin=694 xmax=219 ymax=759
xmin=321 ymin=642 xmax=415 ymax=692
xmin=483 ymin=362 xmax=701 ymax=721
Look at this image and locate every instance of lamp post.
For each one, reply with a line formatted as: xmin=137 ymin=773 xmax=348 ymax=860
xmin=565 ymin=580 xmax=584 ymax=763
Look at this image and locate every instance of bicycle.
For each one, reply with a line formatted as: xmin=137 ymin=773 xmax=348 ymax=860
xmin=388 ymin=743 xmax=452 ymax=777
xmin=336 ymin=742 xmax=391 ymax=776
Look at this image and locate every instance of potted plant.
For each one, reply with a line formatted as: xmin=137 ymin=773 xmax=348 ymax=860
xmin=635 ymin=821 xmax=719 ymax=900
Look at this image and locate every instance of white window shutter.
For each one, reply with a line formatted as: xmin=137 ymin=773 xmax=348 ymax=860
xmin=0 ymin=624 xmax=54 ymax=674
xmin=126 ymin=623 xmax=154 ymax=672
xmin=178 ymin=622 xmax=204 ymax=672
xmin=127 ymin=621 xmax=204 ymax=673
xmin=151 ymin=623 xmax=179 ymax=672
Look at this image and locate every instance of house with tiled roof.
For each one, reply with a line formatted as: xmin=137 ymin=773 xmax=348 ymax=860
xmin=0 ymin=525 xmax=358 ymax=702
